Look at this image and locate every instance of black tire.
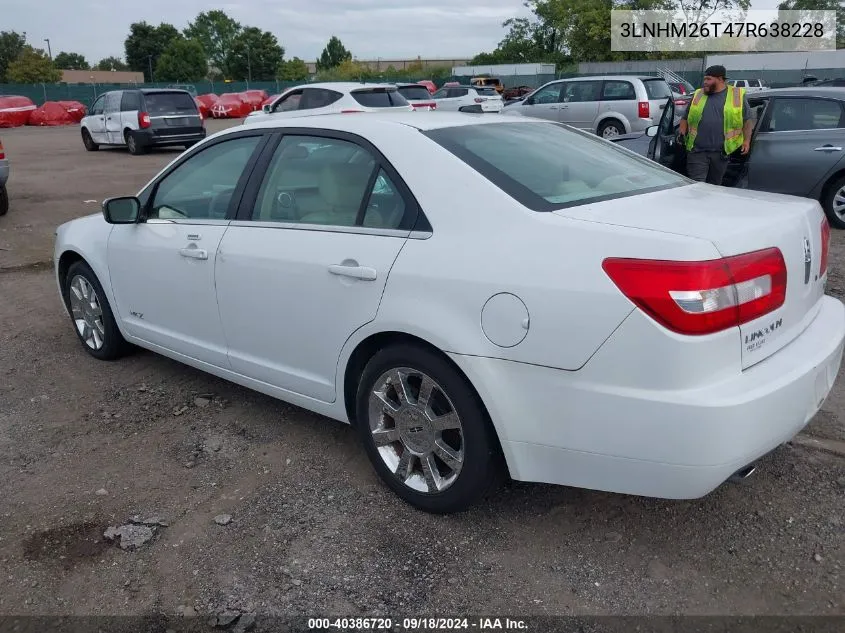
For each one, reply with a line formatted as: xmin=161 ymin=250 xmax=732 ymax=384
xmin=0 ymin=185 xmax=7 ymax=217
xmin=355 ymin=343 xmax=504 ymax=514
xmin=63 ymin=260 xmax=132 ymax=361
xmin=125 ymin=131 xmax=146 ymax=156
xmin=598 ymin=119 xmax=624 ymax=139
xmin=81 ymin=128 xmax=99 ymax=151
xmin=822 ymin=174 xmax=845 ymax=229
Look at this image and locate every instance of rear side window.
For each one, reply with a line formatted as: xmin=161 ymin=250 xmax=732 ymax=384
xmin=143 ymin=92 xmax=198 ymax=114
xmin=121 ymin=91 xmax=141 ymax=112
xmin=602 ymin=81 xmax=636 ymax=101
xmin=351 ymin=89 xmax=409 ymax=107
xmin=642 ymin=79 xmax=672 ymax=99
xmin=424 ymin=122 xmax=686 ymax=211
xmin=398 ymin=86 xmax=433 ymax=101
xmin=299 ymin=88 xmax=343 ymax=110
xmin=448 ymin=88 xmax=469 ymax=98
xmin=768 ymin=98 xmax=844 ymax=131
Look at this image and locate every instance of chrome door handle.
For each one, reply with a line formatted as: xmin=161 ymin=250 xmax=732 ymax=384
xmin=328 ymin=264 xmax=377 ymax=281
xmin=179 ymin=247 xmax=208 ymax=260
xmin=814 ymin=145 xmax=842 ymax=151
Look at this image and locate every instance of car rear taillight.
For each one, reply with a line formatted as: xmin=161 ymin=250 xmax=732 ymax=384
xmin=674 ymin=99 xmax=687 ymax=106
xmin=602 ymin=248 xmax=787 ymax=336
xmin=475 ymin=98 xmax=486 ymax=103
xmin=820 ymin=217 xmax=830 ymax=277
xmin=638 ymin=101 xmax=650 ymax=118
xmin=0 ymin=140 xmax=4 ymax=160
xmin=138 ymin=112 xmax=151 ymax=128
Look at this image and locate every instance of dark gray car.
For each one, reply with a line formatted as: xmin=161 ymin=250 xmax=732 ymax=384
xmin=611 ymin=87 xmax=845 ymax=228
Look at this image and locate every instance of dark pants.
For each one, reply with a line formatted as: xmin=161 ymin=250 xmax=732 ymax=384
xmin=686 ymin=151 xmax=729 ymax=185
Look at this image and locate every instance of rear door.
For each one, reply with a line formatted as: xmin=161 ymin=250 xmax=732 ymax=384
xmin=114 ymin=90 xmax=141 ymax=144
xmin=86 ymin=95 xmax=108 ymax=144
xmin=560 ymin=81 xmax=602 ymax=129
xmin=104 ymin=92 xmax=123 ymax=145
xmin=520 ymin=81 xmax=564 ymax=121
xmin=748 ymin=96 xmax=845 ymax=196
xmin=600 ymin=79 xmax=637 ymax=130
xmin=142 ymin=91 xmax=203 ymax=139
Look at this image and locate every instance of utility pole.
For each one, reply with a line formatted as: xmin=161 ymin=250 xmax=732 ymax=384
xmin=44 ymin=38 xmax=52 ymax=60
xmin=148 ymin=55 xmax=154 ymax=83
xmin=246 ymin=46 xmax=252 ymax=86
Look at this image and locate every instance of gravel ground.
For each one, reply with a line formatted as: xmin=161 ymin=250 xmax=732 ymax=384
xmin=0 ymin=122 xmax=843 ymax=628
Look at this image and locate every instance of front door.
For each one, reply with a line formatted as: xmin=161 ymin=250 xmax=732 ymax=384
xmin=520 ymin=82 xmax=564 ymax=122
xmin=649 ymin=97 xmax=685 ymax=173
xmin=215 ymin=132 xmax=413 ymax=402
xmin=107 ymin=133 xmax=265 ymax=367
xmin=104 ymin=92 xmax=123 ymax=145
xmin=747 ymin=96 xmax=845 ymax=196
xmin=87 ymin=95 xmax=107 ymax=144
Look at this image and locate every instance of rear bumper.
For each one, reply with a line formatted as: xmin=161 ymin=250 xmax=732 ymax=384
xmin=0 ymin=159 xmax=8 ymax=186
xmin=450 ymin=295 xmax=845 ymax=499
xmin=136 ymin=128 xmax=206 ymax=147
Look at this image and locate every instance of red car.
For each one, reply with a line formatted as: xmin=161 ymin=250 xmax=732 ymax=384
xmin=416 ymin=80 xmax=437 ymax=94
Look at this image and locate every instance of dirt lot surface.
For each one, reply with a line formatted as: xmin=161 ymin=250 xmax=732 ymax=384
xmin=0 ymin=122 xmax=843 ymax=628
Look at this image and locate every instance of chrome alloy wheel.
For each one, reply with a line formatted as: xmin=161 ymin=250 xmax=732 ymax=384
xmin=69 ymin=275 xmax=105 ymax=350
xmin=833 ymin=184 xmax=845 ymax=221
xmin=368 ymin=368 xmax=464 ymax=494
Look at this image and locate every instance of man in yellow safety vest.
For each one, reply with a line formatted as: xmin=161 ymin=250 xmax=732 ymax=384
xmin=679 ymin=65 xmax=755 ymax=185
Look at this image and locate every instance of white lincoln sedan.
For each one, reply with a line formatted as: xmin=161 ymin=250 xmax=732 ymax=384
xmin=54 ymin=112 xmax=845 ymax=513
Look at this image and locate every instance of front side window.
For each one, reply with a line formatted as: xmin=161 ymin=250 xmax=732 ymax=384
xmin=424 ymin=122 xmax=687 ymax=211
xmin=274 ymin=91 xmax=303 ymax=112
xmin=768 ymin=98 xmax=844 ymax=132
xmin=252 ymin=135 xmax=406 ymax=229
xmin=149 ymin=136 xmax=262 ymax=220
xmin=531 ymin=83 xmax=563 ymax=104
xmin=91 ymin=96 xmax=105 ymax=115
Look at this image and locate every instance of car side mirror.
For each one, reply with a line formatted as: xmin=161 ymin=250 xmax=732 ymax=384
xmin=646 ymin=125 xmax=659 ymax=138
xmin=262 ymin=104 xmax=272 ymax=113
xmin=102 ymin=196 xmax=141 ymax=224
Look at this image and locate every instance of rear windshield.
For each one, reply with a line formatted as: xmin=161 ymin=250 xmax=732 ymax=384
xmin=351 ymin=89 xmax=409 ymax=107
xmin=642 ymin=79 xmax=672 ymax=99
xmin=475 ymin=88 xmax=499 ymax=96
xmin=423 ymin=122 xmax=686 ymax=211
xmin=397 ymin=86 xmax=432 ymax=101
xmin=143 ymin=92 xmax=197 ymax=113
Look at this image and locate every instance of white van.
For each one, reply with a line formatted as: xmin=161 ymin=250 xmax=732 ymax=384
xmin=80 ymin=89 xmax=205 ymax=155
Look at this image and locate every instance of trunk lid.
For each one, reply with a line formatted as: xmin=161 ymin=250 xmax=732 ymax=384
xmin=143 ymin=91 xmax=202 ymax=133
xmin=557 ymin=183 xmax=829 ymax=369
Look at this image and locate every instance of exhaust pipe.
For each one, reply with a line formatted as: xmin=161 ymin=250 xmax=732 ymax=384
xmin=729 ymin=463 xmax=757 ymax=483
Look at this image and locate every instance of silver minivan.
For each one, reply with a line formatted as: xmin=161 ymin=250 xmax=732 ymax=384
xmin=501 ymin=75 xmax=674 ymax=138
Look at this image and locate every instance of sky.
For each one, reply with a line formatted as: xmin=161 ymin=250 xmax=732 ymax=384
xmin=4 ymin=0 xmax=786 ymax=65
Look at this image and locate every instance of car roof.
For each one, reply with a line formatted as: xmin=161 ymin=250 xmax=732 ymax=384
xmin=138 ymin=89 xmax=193 ymax=94
xmin=753 ymin=87 xmax=845 ymax=98
xmin=566 ymin=75 xmax=664 ymax=81
xmin=285 ymin=82 xmax=400 ymax=92
xmin=236 ymin=110 xmax=544 ymax=134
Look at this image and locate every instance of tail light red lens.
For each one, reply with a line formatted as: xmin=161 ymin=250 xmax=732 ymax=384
xmin=138 ymin=112 xmax=151 ymax=128
xmin=475 ymin=98 xmax=487 ymax=103
xmin=820 ymin=217 xmax=830 ymax=277
xmin=0 ymin=140 xmax=4 ymax=160
xmin=638 ymin=101 xmax=650 ymax=118
xmin=602 ymin=248 xmax=787 ymax=336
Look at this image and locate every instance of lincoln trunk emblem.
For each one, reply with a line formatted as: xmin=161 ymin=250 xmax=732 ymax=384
xmin=803 ymin=237 xmax=812 ymax=284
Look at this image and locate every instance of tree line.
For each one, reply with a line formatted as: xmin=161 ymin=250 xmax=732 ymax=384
xmin=0 ymin=10 xmax=454 ymax=84
xmin=469 ymin=0 xmax=844 ymax=68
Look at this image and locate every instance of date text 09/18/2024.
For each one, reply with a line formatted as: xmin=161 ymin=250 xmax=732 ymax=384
xmin=307 ymin=617 xmax=529 ymax=631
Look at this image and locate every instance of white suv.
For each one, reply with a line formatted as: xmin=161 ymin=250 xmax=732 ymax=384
xmin=728 ymin=79 xmax=767 ymax=92
xmin=245 ymin=83 xmax=412 ymax=123
xmin=431 ymin=85 xmax=504 ymax=113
